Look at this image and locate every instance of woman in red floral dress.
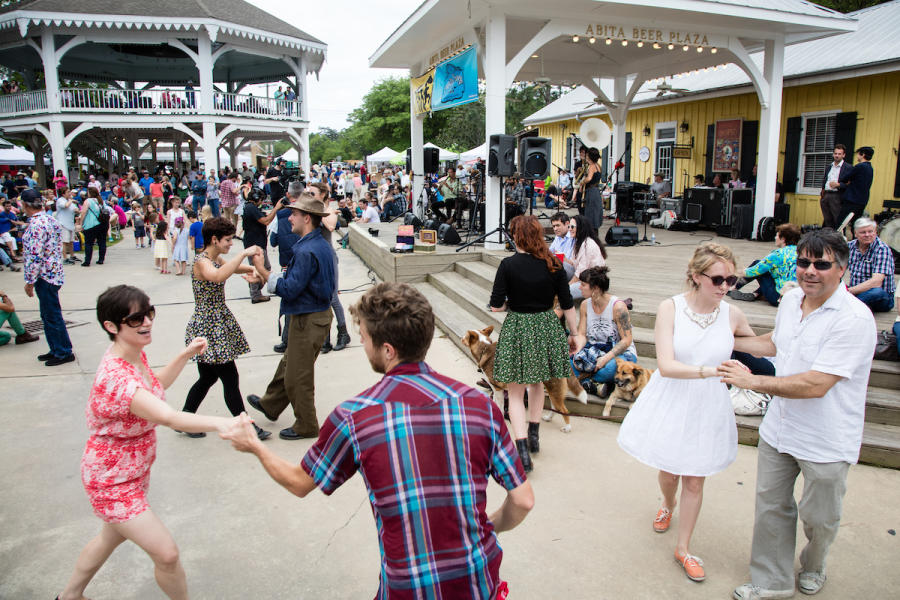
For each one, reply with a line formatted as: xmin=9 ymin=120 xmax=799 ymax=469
xmin=56 ymin=285 xmax=241 ymax=600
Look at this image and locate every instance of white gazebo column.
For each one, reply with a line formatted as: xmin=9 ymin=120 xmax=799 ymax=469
xmin=47 ymin=122 xmax=67 ymax=180
xmin=40 ymin=30 xmax=61 ymax=113
xmin=483 ymin=11 xmax=506 ymax=249
xmin=754 ymin=38 xmax=785 ymax=232
xmin=300 ymin=128 xmax=310 ymax=174
xmin=197 ymin=32 xmax=214 ymax=114
xmin=610 ymin=76 xmax=629 ymax=215
xmin=409 ymin=64 xmax=425 ymax=218
xmin=202 ymin=121 xmax=218 ymax=172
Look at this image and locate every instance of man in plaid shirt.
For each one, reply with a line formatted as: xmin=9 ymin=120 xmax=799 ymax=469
xmin=225 ymin=282 xmax=533 ymax=599
xmin=847 ymin=217 xmax=895 ymax=312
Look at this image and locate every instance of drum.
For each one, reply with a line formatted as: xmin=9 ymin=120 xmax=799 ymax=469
xmin=877 ymin=215 xmax=900 ymax=273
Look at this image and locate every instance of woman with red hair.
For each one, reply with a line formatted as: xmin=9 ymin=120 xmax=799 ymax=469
xmin=490 ymin=215 xmax=579 ymax=471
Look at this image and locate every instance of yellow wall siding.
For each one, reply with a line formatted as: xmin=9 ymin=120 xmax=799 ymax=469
xmin=534 ymin=71 xmax=900 ymax=226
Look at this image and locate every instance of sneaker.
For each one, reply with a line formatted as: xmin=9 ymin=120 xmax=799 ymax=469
xmin=653 ymin=507 xmax=673 ymax=533
xmin=727 ymin=290 xmax=759 ymax=302
xmin=798 ymin=572 xmax=825 ymax=595
xmin=580 ymin=379 xmax=598 ymax=396
xmin=733 ymin=583 xmax=795 ymax=600
xmin=674 ymin=550 xmax=705 ymax=582
xmin=45 ymin=354 xmax=76 ymax=366
xmin=63 ymin=258 xmax=75 ymax=265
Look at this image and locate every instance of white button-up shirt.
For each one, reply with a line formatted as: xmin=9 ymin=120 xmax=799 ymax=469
xmin=826 ymin=160 xmax=844 ymax=187
xmin=760 ymin=286 xmax=876 ymax=464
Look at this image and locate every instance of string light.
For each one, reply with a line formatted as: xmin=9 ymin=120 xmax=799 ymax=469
xmin=697 ymin=47 xmax=704 ymax=53
xmin=621 ymin=40 xmax=628 ymax=46
xmin=667 ymin=43 xmax=675 ymax=50
xmin=652 ymin=42 xmax=660 ymax=49
xmin=682 ymin=45 xmax=689 ymax=51
xmin=711 ymin=47 xmax=718 ymax=54
xmin=589 ymin=36 xmax=596 ymax=44
xmin=637 ymin=41 xmax=644 ymax=48
xmin=606 ymin=38 xmax=612 ymax=45
xmin=572 ymin=35 xmax=580 ymax=42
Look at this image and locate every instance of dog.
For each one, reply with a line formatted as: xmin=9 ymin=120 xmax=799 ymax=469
xmin=461 ymin=325 xmax=587 ymax=432
xmin=603 ymin=358 xmax=654 ymax=417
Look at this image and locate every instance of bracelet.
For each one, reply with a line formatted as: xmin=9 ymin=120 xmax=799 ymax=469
xmin=698 ymin=365 xmax=705 ymax=379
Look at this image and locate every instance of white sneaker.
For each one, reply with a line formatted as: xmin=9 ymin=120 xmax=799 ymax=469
xmin=733 ymin=583 xmax=795 ymax=600
xmin=798 ymin=572 xmax=826 ymax=595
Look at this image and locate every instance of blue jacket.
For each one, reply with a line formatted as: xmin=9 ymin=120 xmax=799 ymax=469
xmin=821 ymin=162 xmax=852 ymax=195
xmin=191 ymin=178 xmax=208 ymax=199
xmin=840 ymin=161 xmax=873 ymax=207
xmin=276 ymin=228 xmax=335 ymax=316
xmin=270 ymin=207 xmax=300 ymax=267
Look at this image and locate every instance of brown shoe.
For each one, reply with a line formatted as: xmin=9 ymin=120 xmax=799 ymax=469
xmin=15 ymin=331 xmax=39 ymax=345
xmin=251 ymin=295 xmax=271 ymax=304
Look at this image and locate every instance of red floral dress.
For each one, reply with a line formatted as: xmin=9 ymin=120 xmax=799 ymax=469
xmin=80 ymin=349 xmax=161 ymax=523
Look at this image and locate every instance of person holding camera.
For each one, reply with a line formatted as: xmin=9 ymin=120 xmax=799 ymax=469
xmin=264 ymin=158 xmax=286 ymax=204
xmin=242 ymin=189 xmax=282 ymax=304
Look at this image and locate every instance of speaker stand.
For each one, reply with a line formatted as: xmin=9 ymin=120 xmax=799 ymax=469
xmin=457 ymin=177 xmax=516 ymax=253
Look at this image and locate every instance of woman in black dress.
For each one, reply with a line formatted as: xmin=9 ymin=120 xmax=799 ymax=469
xmin=583 ymin=147 xmax=605 ymax=231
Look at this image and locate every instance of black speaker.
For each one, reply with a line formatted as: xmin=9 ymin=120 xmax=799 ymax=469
xmin=718 ymin=204 xmax=754 ymax=239
xmin=518 ymin=137 xmax=551 ymax=179
xmin=405 ymin=148 xmax=412 ymax=173
xmin=774 ymin=202 xmax=790 ymax=225
xmin=605 ymin=226 xmax=639 ymax=247
xmin=489 ymin=134 xmax=516 ymax=176
xmin=437 ymin=223 xmax=460 ymax=245
xmin=423 ymin=147 xmax=439 ymax=174
xmin=423 ymin=218 xmax=439 ymax=231
xmin=404 ymin=212 xmax=422 ymax=230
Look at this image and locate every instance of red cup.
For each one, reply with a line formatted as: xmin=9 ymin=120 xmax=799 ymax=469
xmin=555 ymin=253 xmax=565 ymax=262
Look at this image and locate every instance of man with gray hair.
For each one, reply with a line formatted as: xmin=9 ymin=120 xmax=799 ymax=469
xmin=722 ymin=230 xmax=876 ymax=599
xmin=847 ymin=217 xmax=895 ymax=312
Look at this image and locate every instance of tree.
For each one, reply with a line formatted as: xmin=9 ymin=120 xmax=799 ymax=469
xmin=812 ymin=0 xmax=888 ymax=11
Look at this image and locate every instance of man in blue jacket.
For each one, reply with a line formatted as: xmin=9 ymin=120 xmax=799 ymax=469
xmin=837 ymin=146 xmax=874 ymax=236
xmin=270 ymin=182 xmax=302 ymax=353
xmin=246 ymin=190 xmax=335 ymax=440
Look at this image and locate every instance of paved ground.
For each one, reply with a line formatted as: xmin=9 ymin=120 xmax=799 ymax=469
xmin=1 ymin=235 xmax=898 ymax=599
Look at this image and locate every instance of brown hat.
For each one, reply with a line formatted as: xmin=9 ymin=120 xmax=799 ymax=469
xmin=286 ymin=191 xmax=330 ymax=216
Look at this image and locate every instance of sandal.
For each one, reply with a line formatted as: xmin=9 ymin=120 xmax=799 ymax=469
xmin=674 ymin=550 xmax=705 ymax=582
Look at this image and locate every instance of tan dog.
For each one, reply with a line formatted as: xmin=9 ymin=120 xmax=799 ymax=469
xmin=461 ymin=325 xmax=587 ymax=432
xmin=603 ymin=358 xmax=654 ymax=417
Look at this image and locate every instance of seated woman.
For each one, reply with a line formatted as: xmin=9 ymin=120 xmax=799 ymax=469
xmin=569 ymin=266 xmax=637 ymax=398
xmin=567 ymin=214 xmax=608 ymax=300
xmin=728 ymin=223 xmax=800 ymax=306
xmin=0 ymin=290 xmax=39 ymax=345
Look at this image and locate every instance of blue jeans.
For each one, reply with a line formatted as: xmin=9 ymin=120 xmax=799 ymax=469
xmin=571 ymin=351 xmax=637 ymax=383
xmin=193 ymin=196 xmax=206 ymax=214
xmin=207 ymin=196 xmax=220 ymax=218
xmin=35 ymin=278 xmax=73 ymax=358
xmin=732 ymin=350 xmax=776 ymax=376
xmin=743 ymin=260 xmax=782 ymax=307
xmin=856 ymin=287 xmax=895 ymax=313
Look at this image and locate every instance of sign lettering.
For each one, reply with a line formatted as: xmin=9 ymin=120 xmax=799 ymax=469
xmin=585 ymin=24 xmax=712 ymax=47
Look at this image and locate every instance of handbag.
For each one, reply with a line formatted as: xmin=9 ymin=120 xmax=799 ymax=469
xmin=730 ymin=386 xmax=770 ymax=416
xmin=874 ymin=329 xmax=899 ymax=362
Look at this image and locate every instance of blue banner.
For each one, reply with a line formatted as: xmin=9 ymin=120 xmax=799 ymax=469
xmin=431 ymin=46 xmax=478 ymax=112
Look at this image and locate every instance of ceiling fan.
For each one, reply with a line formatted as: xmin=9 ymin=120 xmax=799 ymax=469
xmin=649 ymin=79 xmax=690 ymax=97
xmin=574 ymin=96 xmax=621 ymax=110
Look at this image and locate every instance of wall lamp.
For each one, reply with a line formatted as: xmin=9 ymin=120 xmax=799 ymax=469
xmin=642 ymin=125 xmax=651 ymax=137
xmin=679 ymin=121 xmax=689 ymax=133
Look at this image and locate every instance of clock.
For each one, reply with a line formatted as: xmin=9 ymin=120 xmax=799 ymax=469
xmin=638 ymin=146 xmax=651 ymax=162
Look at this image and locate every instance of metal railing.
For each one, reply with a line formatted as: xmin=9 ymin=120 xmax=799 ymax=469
xmin=0 ymin=90 xmax=48 ymax=116
xmin=214 ymin=91 xmax=300 ymax=119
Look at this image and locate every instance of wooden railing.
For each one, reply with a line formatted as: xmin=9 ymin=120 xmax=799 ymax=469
xmin=0 ymin=90 xmax=48 ymax=116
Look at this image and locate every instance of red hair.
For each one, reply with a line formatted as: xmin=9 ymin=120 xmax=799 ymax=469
xmin=510 ymin=215 xmax=560 ymax=272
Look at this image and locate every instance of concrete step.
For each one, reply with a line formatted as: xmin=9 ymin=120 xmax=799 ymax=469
xmin=414 ymin=281 xmax=487 ymax=358
xmin=870 ymin=359 xmax=900 ymax=390
xmin=430 ymin=271 xmax=505 ymax=329
xmin=455 ymin=260 xmax=497 ymax=291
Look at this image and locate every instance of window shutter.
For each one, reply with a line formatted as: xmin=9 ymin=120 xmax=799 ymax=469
xmin=566 ymin=135 xmax=573 ymax=171
xmin=740 ymin=121 xmax=759 ymax=181
xmin=624 ymin=132 xmax=632 ymax=181
xmin=705 ymin=123 xmax=715 ymax=183
xmin=834 ymin=112 xmax=857 ymax=154
xmin=783 ymin=117 xmax=802 ymax=193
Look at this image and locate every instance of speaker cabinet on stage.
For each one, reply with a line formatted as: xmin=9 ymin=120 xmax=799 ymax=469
xmin=489 ymin=134 xmax=516 ymax=176
xmin=423 ymin=147 xmax=440 ymax=173
xmin=404 ymin=212 xmax=423 ymax=231
xmin=774 ymin=202 xmax=790 ymax=225
xmin=605 ymin=226 xmax=639 ymax=247
xmin=717 ymin=203 xmax=754 ymax=239
xmin=437 ymin=223 xmax=461 ymax=245
xmin=518 ymin=137 xmax=551 ymax=179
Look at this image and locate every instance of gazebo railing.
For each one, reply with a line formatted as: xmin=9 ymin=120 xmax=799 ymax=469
xmin=213 ymin=92 xmax=300 ymax=119
xmin=0 ymin=90 xmax=48 ymax=116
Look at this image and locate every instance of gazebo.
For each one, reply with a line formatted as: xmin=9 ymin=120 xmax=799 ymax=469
xmin=371 ymin=0 xmax=856 ymax=245
xmin=0 ymin=0 xmax=326 ymax=183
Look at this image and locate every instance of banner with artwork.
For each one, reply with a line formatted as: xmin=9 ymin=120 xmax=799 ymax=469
xmin=713 ymin=118 xmax=742 ymax=172
xmin=431 ymin=46 xmax=478 ymax=112
xmin=411 ymin=69 xmax=434 ymax=116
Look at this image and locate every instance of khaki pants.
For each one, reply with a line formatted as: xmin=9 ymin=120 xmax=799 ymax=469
xmin=223 ymin=205 xmax=235 ymax=223
xmin=749 ymin=439 xmax=850 ymax=591
xmin=259 ymin=309 xmax=332 ymax=436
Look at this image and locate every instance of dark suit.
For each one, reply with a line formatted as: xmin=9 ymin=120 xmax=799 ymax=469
xmin=819 ymin=161 xmax=852 ymax=229
xmin=837 ymin=161 xmax=874 ymax=235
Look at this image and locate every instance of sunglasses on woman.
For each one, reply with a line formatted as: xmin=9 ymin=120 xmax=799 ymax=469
xmin=796 ymin=257 xmax=836 ymax=270
xmin=121 ymin=306 xmax=156 ymax=327
xmin=700 ymin=273 xmax=738 ymax=287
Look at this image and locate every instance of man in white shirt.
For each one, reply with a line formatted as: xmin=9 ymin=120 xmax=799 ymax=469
xmin=819 ymin=144 xmax=852 ymax=229
xmin=360 ymin=195 xmax=381 ymax=224
xmin=548 ymin=211 xmax=575 ymax=280
xmin=722 ymin=229 xmax=876 ymax=600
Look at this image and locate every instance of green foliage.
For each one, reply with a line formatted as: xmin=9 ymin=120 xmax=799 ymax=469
xmin=812 ymin=0 xmax=888 ymax=11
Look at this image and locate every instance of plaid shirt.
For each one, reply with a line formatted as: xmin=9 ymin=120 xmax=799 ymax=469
xmin=302 ymin=361 xmax=526 ymax=600
xmin=23 ymin=210 xmax=64 ymax=286
xmin=848 ymin=237 xmax=895 ymax=295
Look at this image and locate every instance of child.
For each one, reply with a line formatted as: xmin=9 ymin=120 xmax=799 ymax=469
xmin=187 ymin=207 xmax=206 ymax=255
xmin=171 ymin=216 xmax=190 ymax=275
xmin=153 ymin=219 xmax=170 ymax=273
xmin=131 ymin=202 xmax=146 ymax=248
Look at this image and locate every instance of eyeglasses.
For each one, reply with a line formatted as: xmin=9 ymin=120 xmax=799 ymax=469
xmin=796 ymin=258 xmax=837 ymax=270
xmin=700 ymin=273 xmax=738 ymax=287
xmin=568 ymin=225 xmax=576 ymax=229
xmin=120 ymin=306 xmax=156 ymax=328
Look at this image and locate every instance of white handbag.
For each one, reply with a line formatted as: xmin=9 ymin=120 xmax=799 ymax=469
xmin=730 ymin=386 xmax=770 ymax=416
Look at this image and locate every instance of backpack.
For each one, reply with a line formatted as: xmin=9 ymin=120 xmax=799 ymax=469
xmin=91 ymin=201 xmax=110 ymax=228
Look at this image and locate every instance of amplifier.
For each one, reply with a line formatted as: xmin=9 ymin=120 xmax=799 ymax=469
xmin=685 ymin=203 xmax=702 ymax=221
xmin=717 ymin=203 xmax=754 ymax=239
xmin=605 ymin=225 xmax=639 ymax=247
xmin=720 ymin=188 xmax=755 ymax=227
xmin=774 ymin=202 xmax=790 ymax=225
xmin=661 ymin=198 xmax=681 ymax=217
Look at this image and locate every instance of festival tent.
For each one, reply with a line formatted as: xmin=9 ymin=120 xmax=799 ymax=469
xmin=276 ymin=148 xmax=299 ymax=163
xmin=0 ymin=141 xmax=47 ymax=165
xmin=366 ymin=146 xmax=402 ymax=166
xmin=458 ymin=142 xmax=487 ymax=163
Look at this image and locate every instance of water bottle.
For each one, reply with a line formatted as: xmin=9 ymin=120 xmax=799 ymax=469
xmin=651 ymin=233 xmax=656 ymax=244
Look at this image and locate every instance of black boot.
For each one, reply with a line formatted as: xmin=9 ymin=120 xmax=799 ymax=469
xmin=321 ymin=332 xmax=333 ymax=354
xmin=334 ymin=325 xmax=351 ymax=351
xmin=502 ymin=390 xmax=510 ymax=421
xmin=515 ymin=439 xmax=533 ymax=473
xmin=527 ymin=422 xmax=540 ymax=454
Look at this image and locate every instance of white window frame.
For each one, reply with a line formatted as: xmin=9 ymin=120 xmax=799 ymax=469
xmin=798 ymin=110 xmax=838 ymax=196
xmin=655 ymin=121 xmax=677 ymax=182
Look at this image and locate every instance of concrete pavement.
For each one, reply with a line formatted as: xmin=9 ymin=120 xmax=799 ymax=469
xmin=0 ymin=236 xmax=898 ymax=599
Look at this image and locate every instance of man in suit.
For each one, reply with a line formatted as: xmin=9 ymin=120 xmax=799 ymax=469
xmin=819 ymin=144 xmax=852 ymax=229
xmin=836 ymin=146 xmax=874 ymax=237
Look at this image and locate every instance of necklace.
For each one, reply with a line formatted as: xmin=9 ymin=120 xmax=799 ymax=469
xmin=683 ymin=304 xmax=720 ymax=329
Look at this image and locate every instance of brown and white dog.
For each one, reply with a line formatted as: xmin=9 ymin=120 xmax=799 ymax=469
xmin=603 ymin=358 xmax=654 ymax=417
xmin=461 ymin=325 xmax=587 ymax=432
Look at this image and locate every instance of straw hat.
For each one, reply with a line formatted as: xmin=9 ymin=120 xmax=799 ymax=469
xmin=285 ymin=193 xmax=330 ymax=216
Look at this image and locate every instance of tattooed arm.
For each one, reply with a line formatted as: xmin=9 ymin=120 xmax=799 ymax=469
xmin=595 ymin=300 xmax=634 ymax=370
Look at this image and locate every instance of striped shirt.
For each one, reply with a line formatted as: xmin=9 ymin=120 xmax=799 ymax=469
xmin=848 ymin=237 xmax=896 ymax=295
xmin=302 ymin=361 xmax=526 ymax=600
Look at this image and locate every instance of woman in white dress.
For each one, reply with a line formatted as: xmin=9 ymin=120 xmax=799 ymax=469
xmin=617 ymin=242 xmax=754 ymax=582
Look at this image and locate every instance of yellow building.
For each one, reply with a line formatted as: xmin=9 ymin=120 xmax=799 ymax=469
xmin=524 ymin=1 xmax=900 ymax=227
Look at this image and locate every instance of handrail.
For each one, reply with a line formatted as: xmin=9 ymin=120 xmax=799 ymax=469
xmin=0 ymin=89 xmax=48 ymax=116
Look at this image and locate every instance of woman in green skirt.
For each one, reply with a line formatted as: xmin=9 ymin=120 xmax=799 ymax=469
xmin=490 ymin=215 xmax=579 ymax=471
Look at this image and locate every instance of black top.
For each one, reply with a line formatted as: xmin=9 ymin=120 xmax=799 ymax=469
xmin=586 ymin=170 xmax=602 ymax=187
xmin=842 ymin=161 xmax=874 ymax=207
xmin=490 ymin=252 xmax=573 ymax=313
xmin=242 ymin=203 xmax=268 ymax=248
xmin=266 ymin=166 xmax=285 ymax=201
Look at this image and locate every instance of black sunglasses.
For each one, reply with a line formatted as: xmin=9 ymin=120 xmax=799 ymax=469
xmin=121 ymin=306 xmax=156 ymax=328
xmin=796 ymin=258 xmax=837 ymax=271
xmin=700 ymin=273 xmax=738 ymax=287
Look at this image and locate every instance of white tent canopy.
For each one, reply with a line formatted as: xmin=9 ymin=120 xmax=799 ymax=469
xmin=423 ymin=142 xmax=458 ymax=161
xmin=366 ymin=146 xmax=402 ymax=165
xmin=276 ymin=148 xmax=299 ymax=163
xmin=0 ymin=141 xmax=47 ymax=165
xmin=458 ymin=142 xmax=487 ymax=163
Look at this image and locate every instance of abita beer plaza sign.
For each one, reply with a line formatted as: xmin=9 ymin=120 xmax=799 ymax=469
xmin=584 ymin=24 xmax=722 ymax=48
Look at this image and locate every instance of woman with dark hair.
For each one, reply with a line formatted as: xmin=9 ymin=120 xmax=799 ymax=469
xmin=567 ymin=214 xmax=608 ymax=300
xmin=57 ymin=285 xmax=240 ymax=600
xmin=728 ymin=222 xmax=801 ymax=306
xmin=77 ymin=187 xmax=109 ymax=267
xmin=582 ymin=146 xmax=605 ymax=230
xmin=570 ymin=266 xmax=637 ymax=397
xmin=181 ymin=217 xmax=271 ymax=440
xmin=52 ymin=169 xmax=68 ymax=194
xmin=490 ymin=215 xmax=579 ymax=472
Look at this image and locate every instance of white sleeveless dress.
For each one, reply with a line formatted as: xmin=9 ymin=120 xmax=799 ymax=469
xmin=617 ymin=293 xmax=737 ymax=477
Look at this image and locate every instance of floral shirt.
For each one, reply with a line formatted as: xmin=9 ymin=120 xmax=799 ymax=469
xmin=744 ymin=244 xmax=797 ymax=294
xmin=23 ymin=210 xmax=64 ymax=286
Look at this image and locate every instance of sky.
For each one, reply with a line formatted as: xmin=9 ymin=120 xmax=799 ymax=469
xmin=246 ymin=0 xmax=423 ymax=133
